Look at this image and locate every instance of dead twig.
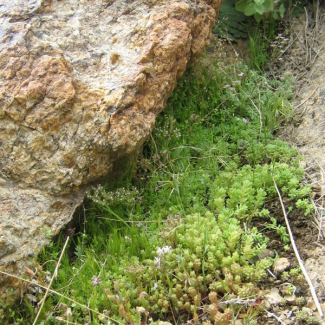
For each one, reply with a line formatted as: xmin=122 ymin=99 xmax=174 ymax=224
xmin=304 ymin=7 xmax=310 ymax=65
xmin=294 ymin=86 xmax=319 ymax=111
xmin=273 ymin=179 xmax=324 ymax=318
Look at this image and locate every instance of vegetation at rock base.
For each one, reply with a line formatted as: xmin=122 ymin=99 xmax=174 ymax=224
xmin=1 ymin=3 xmax=319 ymax=324
xmin=214 ymin=0 xmax=307 ymax=38
xmin=213 ymin=0 xmax=309 ymax=73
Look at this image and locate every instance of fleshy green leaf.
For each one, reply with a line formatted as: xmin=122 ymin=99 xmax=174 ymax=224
xmin=264 ymin=0 xmax=274 ymax=10
xmin=278 ymin=3 xmax=286 ymax=18
xmin=235 ymin=0 xmax=249 ymax=12
xmin=254 ymin=3 xmax=266 ymax=15
xmin=253 ymin=12 xmax=263 ymax=21
xmin=243 ymin=3 xmax=257 ymax=15
xmin=254 ymin=0 xmax=264 ymax=5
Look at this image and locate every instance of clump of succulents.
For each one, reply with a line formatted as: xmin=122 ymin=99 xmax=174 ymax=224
xmin=296 ymin=308 xmax=322 ymax=325
xmin=106 ymin=211 xmax=271 ymax=323
xmin=208 ymin=161 xmax=312 ymax=223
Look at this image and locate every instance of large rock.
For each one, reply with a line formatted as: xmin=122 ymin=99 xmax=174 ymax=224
xmin=0 ymin=0 xmax=222 ymax=298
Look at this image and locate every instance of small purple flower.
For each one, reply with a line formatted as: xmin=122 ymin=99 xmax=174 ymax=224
xmin=91 ymin=275 xmax=102 ymax=287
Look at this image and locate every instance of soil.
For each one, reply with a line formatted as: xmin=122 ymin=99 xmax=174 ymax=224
xmin=277 ymin=2 xmax=325 ymax=316
xmin=206 ymin=3 xmax=325 ymax=324
xmin=263 ymin=4 xmax=325 ymax=324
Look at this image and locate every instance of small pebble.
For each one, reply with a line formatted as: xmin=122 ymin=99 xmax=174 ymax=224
xmin=284 ymin=294 xmax=297 ymax=305
xmin=273 ymin=258 xmax=290 ymax=273
xmin=259 ymin=249 xmax=275 ymax=259
xmin=306 ymin=298 xmax=317 ymax=311
xmin=265 ymin=288 xmax=283 ymax=306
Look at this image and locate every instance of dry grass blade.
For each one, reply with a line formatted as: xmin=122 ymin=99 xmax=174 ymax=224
xmin=97 ymin=217 xmax=156 ymax=223
xmin=0 ymin=270 xmax=124 ymax=324
xmin=273 ymin=179 xmax=324 ymax=318
xmin=294 ymin=86 xmax=319 ymax=111
xmin=311 ymin=198 xmax=324 ymax=241
xmin=242 ymin=90 xmax=262 ymax=136
xmin=32 ymin=235 xmax=70 ymax=325
xmin=264 ymin=309 xmax=286 ymax=325
xmin=304 ymin=7 xmax=310 ymax=65
xmin=55 ymin=316 xmax=80 ymax=324
xmin=307 ymin=154 xmax=325 ymax=241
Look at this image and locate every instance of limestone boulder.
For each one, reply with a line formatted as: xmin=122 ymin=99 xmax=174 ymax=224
xmin=0 ymin=0 xmax=222 ymax=298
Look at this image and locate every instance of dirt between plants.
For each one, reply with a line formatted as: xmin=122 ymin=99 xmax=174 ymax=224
xmin=205 ymin=4 xmax=325 ymax=324
xmin=257 ymin=5 xmax=325 ymax=323
xmin=264 ymin=4 xmax=325 ymax=324
xmin=278 ymin=3 xmax=325 ymax=317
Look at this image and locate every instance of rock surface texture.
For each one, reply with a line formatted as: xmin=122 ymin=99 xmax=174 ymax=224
xmin=0 ymin=0 xmax=222 ymax=298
